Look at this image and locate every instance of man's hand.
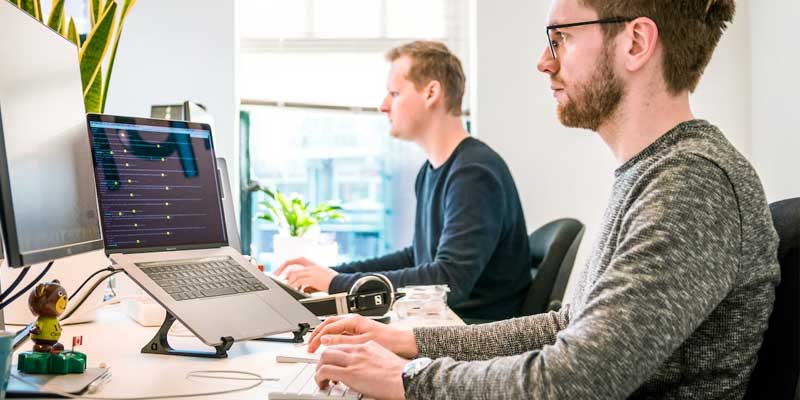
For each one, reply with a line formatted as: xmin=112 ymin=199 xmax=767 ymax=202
xmin=274 ymin=257 xmax=337 ymax=293
xmin=316 ymin=341 xmax=407 ymax=400
xmin=307 ymin=314 xmax=419 ymax=359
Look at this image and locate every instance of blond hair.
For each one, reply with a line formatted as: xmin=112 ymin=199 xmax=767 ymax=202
xmin=385 ymin=41 xmax=465 ymax=116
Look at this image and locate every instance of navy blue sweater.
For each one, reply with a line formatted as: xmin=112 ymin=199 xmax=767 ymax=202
xmin=329 ymin=137 xmax=531 ymax=321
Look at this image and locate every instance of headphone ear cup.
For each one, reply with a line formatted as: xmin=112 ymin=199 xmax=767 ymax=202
xmin=348 ymin=273 xmax=394 ymax=317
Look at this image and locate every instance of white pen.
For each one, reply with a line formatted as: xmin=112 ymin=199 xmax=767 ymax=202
xmin=87 ymin=371 xmax=113 ymax=394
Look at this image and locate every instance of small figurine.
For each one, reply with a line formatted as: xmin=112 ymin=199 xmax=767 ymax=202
xmin=17 ymin=279 xmax=87 ymax=374
xmin=28 ymin=279 xmax=67 ymax=354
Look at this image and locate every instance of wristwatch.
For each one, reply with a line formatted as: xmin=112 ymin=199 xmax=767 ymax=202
xmin=401 ymin=357 xmax=433 ymax=392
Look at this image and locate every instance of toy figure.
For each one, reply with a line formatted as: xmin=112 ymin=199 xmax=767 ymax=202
xmin=28 ymin=279 xmax=67 ymax=354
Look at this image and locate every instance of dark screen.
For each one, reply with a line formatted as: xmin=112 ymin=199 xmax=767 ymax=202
xmin=0 ymin=0 xmax=103 ymax=267
xmin=87 ymin=117 xmax=227 ymax=251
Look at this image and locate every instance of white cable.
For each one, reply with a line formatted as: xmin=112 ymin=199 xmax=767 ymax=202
xmin=10 ymin=369 xmax=278 ymax=400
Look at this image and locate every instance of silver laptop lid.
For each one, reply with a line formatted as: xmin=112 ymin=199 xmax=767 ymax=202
xmin=86 ymin=113 xmax=229 ymax=255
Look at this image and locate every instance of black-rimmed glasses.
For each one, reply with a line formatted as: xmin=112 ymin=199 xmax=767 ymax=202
xmin=546 ymin=17 xmax=634 ymax=59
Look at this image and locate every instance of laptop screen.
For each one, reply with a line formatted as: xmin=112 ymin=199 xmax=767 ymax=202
xmin=86 ymin=114 xmax=227 ymax=253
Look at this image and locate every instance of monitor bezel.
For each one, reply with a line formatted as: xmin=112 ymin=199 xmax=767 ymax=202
xmin=85 ymin=113 xmax=229 ymax=256
xmin=0 ymin=106 xmax=104 ymax=268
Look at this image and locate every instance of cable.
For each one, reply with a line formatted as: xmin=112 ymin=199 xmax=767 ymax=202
xmin=9 ymin=369 xmax=275 ymax=400
xmin=0 ymin=260 xmax=53 ymax=309
xmin=60 ymin=270 xmax=122 ymax=321
xmin=0 ymin=266 xmax=30 ymax=302
xmin=69 ymin=267 xmax=117 ymax=301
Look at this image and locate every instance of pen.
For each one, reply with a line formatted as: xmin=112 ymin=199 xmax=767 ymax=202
xmin=87 ymin=371 xmax=113 ymax=394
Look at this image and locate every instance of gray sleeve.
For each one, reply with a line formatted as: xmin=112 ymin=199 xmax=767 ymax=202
xmin=406 ymin=155 xmax=742 ymax=399
xmin=413 ymin=308 xmax=569 ymax=360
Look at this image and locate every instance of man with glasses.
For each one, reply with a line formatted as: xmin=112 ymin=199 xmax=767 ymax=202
xmin=302 ymin=1 xmax=780 ymax=399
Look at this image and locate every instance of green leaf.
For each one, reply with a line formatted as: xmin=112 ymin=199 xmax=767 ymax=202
xmin=84 ymin=65 xmax=103 ymax=113
xmin=46 ymin=0 xmax=65 ymax=32
xmin=88 ymin=0 xmax=101 ymax=27
xmin=18 ymin=0 xmax=39 ymax=21
xmin=66 ymin=17 xmax=80 ymax=47
xmin=79 ymin=0 xmax=116 ymax=111
xmin=100 ymin=0 xmax=136 ymax=113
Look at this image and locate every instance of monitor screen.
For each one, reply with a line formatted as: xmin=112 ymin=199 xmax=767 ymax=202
xmin=86 ymin=114 xmax=228 ymax=253
xmin=0 ymin=1 xmax=103 ymax=267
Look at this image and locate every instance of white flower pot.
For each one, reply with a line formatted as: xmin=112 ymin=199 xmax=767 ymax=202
xmin=273 ymin=234 xmax=338 ymax=269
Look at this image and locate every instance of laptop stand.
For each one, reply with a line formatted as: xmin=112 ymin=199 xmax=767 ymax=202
xmin=142 ymin=312 xmax=234 ymax=358
xmin=252 ymin=323 xmax=311 ymax=344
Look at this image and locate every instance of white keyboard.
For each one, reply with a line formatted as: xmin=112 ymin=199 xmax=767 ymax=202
xmin=269 ymin=363 xmax=362 ymax=400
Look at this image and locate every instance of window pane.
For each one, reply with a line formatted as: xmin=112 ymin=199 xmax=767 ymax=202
xmin=243 ymin=105 xmax=427 ymax=269
xmin=239 ymin=52 xmax=388 ymax=108
xmin=386 ymin=0 xmax=446 ymax=38
xmin=238 ymin=0 xmax=307 ymax=39
xmin=312 ymin=0 xmax=381 ymax=38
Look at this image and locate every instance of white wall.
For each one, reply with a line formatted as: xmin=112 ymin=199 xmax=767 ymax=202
xmin=749 ymin=1 xmax=800 ymax=202
xmin=105 ymin=0 xmax=239 ymax=211
xmin=472 ymin=1 xmax=756 ymax=299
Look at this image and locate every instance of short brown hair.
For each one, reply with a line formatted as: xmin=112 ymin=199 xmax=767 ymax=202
xmin=582 ymin=0 xmax=735 ymax=94
xmin=385 ymin=41 xmax=465 ymax=116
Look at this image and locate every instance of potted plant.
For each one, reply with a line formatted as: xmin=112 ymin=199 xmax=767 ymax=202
xmin=9 ymin=0 xmax=137 ymax=113
xmin=258 ymin=187 xmax=343 ymax=267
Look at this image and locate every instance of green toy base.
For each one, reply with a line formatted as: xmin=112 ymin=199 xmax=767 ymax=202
xmin=17 ymin=351 xmax=87 ymax=374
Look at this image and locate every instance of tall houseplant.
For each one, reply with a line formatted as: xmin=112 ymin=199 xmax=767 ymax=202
xmin=8 ymin=0 xmax=136 ymax=113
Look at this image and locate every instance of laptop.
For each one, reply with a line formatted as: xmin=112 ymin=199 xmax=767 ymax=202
xmin=85 ymin=113 xmax=318 ymax=348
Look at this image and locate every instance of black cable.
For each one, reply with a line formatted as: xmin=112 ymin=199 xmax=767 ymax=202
xmin=13 ymin=267 xmax=123 ymax=350
xmin=0 ymin=260 xmax=53 ymax=309
xmin=59 ymin=269 xmax=122 ymax=321
xmin=69 ymin=266 xmax=116 ymax=301
xmin=0 ymin=265 xmax=30 ymax=302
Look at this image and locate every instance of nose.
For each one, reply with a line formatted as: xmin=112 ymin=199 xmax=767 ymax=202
xmin=537 ymin=46 xmax=559 ymax=76
xmin=379 ymin=94 xmax=391 ymax=113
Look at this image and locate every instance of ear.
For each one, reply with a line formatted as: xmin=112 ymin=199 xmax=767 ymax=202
xmin=621 ymin=17 xmax=659 ymax=73
xmin=36 ymin=284 xmax=46 ymax=297
xmin=423 ymin=80 xmax=444 ymax=110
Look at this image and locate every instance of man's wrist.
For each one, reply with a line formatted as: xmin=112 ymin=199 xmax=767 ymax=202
xmin=401 ymin=357 xmax=433 ymax=393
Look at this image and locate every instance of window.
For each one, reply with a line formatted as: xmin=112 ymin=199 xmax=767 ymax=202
xmin=237 ymin=0 xmax=470 ymax=269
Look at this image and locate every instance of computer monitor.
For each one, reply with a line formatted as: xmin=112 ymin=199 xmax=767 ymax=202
xmin=0 ymin=0 xmax=104 ymax=268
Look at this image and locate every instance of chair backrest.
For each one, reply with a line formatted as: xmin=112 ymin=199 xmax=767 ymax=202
xmin=518 ymin=218 xmax=584 ymax=316
xmin=744 ymin=197 xmax=800 ymax=400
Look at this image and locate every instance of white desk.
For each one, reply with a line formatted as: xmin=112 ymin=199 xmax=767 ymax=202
xmin=12 ymin=304 xmax=463 ymax=399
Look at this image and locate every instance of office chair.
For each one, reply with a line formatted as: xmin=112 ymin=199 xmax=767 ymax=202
xmin=518 ymin=218 xmax=585 ymax=316
xmin=744 ymin=197 xmax=800 ymax=400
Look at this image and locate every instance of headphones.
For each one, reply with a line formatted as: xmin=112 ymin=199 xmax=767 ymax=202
xmin=299 ymin=273 xmax=399 ymax=319
xmin=346 ymin=273 xmax=396 ymax=317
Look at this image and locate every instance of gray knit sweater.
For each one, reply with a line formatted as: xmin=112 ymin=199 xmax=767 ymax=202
xmin=406 ymin=120 xmax=780 ymax=399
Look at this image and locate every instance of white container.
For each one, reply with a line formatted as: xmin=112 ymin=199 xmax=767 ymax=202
xmin=272 ymin=233 xmax=338 ymax=269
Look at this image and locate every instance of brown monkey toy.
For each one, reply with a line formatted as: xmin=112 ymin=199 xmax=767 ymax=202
xmin=28 ymin=279 xmax=68 ymax=354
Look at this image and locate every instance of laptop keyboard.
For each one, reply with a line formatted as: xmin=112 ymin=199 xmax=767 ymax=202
xmin=269 ymin=363 xmax=362 ymax=400
xmin=136 ymin=256 xmax=268 ymax=301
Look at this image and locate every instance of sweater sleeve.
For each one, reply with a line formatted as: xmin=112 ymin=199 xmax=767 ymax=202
xmin=413 ymin=307 xmax=570 ymax=360
xmin=329 ymin=164 xmax=507 ymax=304
xmin=406 ymin=155 xmax=742 ymax=399
xmin=328 ymin=247 xmax=414 ymax=292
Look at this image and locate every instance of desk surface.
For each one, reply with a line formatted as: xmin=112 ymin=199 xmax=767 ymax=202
xmin=12 ymin=304 xmax=463 ymax=399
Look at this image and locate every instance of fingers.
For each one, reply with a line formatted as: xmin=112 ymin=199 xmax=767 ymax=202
xmin=274 ymin=257 xmax=313 ymax=276
xmin=318 ymin=347 xmax=353 ymax=367
xmin=284 ymin=266 xmax=310 ymax=288
xmin=320 ymin=334 xmax=371 ymax=347
xmin=315 ymin=364 xmax=350 ymax=389
xmin=307 ymin=315 xmax=361 ymax=352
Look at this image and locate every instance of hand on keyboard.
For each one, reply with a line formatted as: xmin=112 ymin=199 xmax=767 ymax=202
xmin=314 ymin=341 xmax=408 ymax=400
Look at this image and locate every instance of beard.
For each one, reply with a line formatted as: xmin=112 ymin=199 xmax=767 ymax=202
xmin=557 ymin=47 xmax=624 ymax=131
